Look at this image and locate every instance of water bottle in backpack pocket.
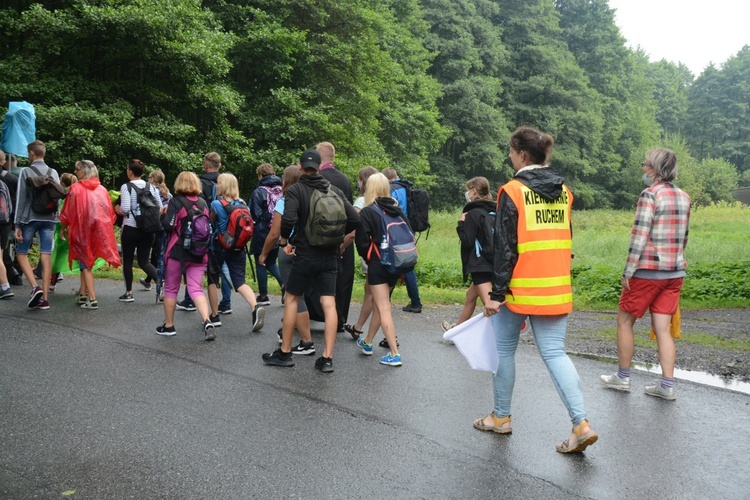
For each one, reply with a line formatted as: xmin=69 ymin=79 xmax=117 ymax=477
xmin=177 ymin=197 xmax=211 ymax=261
xmin=367 ymin=205 xmax=417 ymax=274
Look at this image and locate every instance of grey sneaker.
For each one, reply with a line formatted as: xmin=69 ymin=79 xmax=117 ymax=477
xmin=600 ymin=373 xmax=632 ymax=391
xmin=644 ymin=383 xmax=676 ymax=400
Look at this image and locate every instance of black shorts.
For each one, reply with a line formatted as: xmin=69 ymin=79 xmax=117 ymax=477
xmin=367 ymin=258 xmax=402 ymax=287
xmin=286 ymin=253 xmax=337 ymax=297
xmin=471 ymin=272 xmax=492 ymax=286
xmin=207 ymin=247 xmax=247 ymax=290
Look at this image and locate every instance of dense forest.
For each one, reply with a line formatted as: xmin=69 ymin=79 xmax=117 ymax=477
xmin=1 ymin=0 xmax=747 ymax=208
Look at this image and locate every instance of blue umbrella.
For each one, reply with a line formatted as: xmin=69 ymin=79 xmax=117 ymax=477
xmin=1 ymin=101 xmax=36 ymax=158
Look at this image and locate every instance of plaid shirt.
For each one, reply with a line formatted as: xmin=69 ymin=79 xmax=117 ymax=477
xmin=624 ymin=182 xmax=691 ymax=278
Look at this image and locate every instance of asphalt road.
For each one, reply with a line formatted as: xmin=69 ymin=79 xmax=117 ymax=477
xmin=1 ymin=279 xmax=749 ymax=499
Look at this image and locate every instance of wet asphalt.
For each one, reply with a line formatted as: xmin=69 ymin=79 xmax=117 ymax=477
xmin=1 ymin=279 xmax=748 ymax=499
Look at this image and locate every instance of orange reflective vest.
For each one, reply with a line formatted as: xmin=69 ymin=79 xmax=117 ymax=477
xmin=498 ymin=179 xmax=574 ymax=315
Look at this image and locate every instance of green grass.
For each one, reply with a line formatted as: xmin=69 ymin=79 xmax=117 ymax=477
xmin=86 ymin=202 xmax=749 ymax=310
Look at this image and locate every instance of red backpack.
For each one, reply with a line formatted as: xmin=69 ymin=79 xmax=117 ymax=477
xmin=218 ymin=199 xmax=254 ymax=250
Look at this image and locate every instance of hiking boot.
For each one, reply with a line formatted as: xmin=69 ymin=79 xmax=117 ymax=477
xmin=291 ymin=341 xmax=316 ymax=355
xmin=118 ymin=293 xmax=134 ymax=303
xmin=252 ymin=306 xmax=265 ymax=332
xmin=28 ymin=286 xmax=43 ymax=308
xmin=357 ymin=337 xmax=373 ymax=355
xmin=380 ymin=353 xmax=403 ymax=366
xmin=600 ymin=373 xmax=632 ymax=391
xmin=218 ymin=304 xmax=232 ymax=314
xmin=36 ymin=298 xmax=50 ymax=310
xmin=402 ymin=303 xmax=422 ymax=313
xmin=176 ymin=299 xmax=196 ymax=311
xmin=81 ymin=300 xmax=99 ymax=310
xmin=644 ymin=383 xmax=676 ymax=401
xmin=256 ymin=294 xmax=271 ymax=306
xmin=209 ymin=314 xmax=222 ymax=327
xmin=262 ymin=349 xmax=294 ymax=367
xmin=0 ymin=288 xmax=14 ymax=300
xmin=441 ymin=321 xmax=455 ymax=332
xmin=156 ymin=324 xmax=177 ymax=336
xmin=314 ymin=356 xmax=334 ymax=373
xmin=203 ymin=319 xmax=216 ymax=341
xmin=138 ymin=278 xmax=152 ymax=291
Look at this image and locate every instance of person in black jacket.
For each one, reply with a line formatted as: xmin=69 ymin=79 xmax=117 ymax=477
xmin=262 ymin=149 xmax=360 ymax=373
xmin=249 ymin=163 xmax=283 ymax=305
xmin=441 ymin=177 xmax=497 ymax=332
xmin=354 ymin=173 xmax=408 ymax=366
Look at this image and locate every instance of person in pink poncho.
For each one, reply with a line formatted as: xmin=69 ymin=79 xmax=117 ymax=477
xmin=59 ymin=160 xmax=121 ymax=309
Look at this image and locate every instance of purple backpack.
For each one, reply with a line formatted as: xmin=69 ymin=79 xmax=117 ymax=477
xmin=178 ymin=197 xmax=211 ymax=260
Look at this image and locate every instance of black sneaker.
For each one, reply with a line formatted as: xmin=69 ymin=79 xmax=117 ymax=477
xmin=379 ymin=337 xmax=399 ymax=348
xmin=256 ymin=294 xmax=271 ymax=306
xmin=314 ymin=356 xmax=334 ymax=373
xmin=291 ymin=341 xmax=315 ymax=355
xmin=277 ymin=327 xmax=283 ymax=344
xmin=252 ymin=305 xmax=265 ymax=332
xmin=118 ymin=293 xmax=134 ymax=303
xmin=209 ymin=314 xmax=222 ymax=327
xmin=218 ymin=304 xmax=232 ymax=314
xmin=203 ymin=319 xmax=216 ymax=341
xmin=402 ymin=303 xmax=422 ymax=313
xmin=28 ymin=286 xmax=43 ymax=308
xmin=262 ymin=349 xmax=294 ymax=367
xmin=156 ymin=324 xmax=177 ymax=336
xmin=176 ymin=299 xmax=196 ymax=311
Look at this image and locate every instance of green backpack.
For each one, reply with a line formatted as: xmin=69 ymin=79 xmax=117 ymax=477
xmin=304 ymin=187 xmax=347 ymax=247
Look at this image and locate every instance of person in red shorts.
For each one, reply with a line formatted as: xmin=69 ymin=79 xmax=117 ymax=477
xmin=601 ymin=148 xmax=691 ymax=400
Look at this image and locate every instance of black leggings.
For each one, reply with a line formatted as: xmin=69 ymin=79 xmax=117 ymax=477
xmin=121 ymin=225 xmax=158 ymax=291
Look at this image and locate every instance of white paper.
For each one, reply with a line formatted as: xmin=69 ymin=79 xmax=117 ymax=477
xmin=443 ymin=314 xmax=499 ymax=375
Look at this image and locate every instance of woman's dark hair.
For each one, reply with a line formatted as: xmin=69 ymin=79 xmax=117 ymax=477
xmin=509 ymin=126 xmax=555 ymax=166
xmin=128 ymin=159 xmax=145 ymax=177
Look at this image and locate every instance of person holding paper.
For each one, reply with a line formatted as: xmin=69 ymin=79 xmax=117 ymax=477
xmin=480 ymin=126 xmax=598 ymax=454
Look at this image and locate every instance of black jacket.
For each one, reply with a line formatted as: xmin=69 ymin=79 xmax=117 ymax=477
xmin=249 ymin=174 xmax=282 ymax=254
xmin=491 ymin=166 xmax=569 ymax=302
xmin=199 ymin=172 xmax=220 ymax=204
xmin=355 ymin=197 xmax=409 ymax=262
xmin=457 ymin=199 xmax=496 ymax=282
xmin=281 ymin=173 xmax=359 ymax=257
xmin=320 ymin=166 xmax=353 ymax=204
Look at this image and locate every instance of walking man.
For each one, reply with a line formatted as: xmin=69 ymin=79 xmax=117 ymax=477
xmin=262 ymin=149 xmax=359 ymax=372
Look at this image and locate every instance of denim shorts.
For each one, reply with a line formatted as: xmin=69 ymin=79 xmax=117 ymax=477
xmin=16 ymin=221 xmax=56 ymax=254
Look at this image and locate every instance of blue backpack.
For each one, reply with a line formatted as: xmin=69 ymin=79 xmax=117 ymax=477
xmin=367 ymin=205 xmax=418 ymax=274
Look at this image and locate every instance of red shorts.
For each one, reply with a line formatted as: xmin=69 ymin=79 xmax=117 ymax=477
xmin=619 ymin=277 xmax=683 ymax=318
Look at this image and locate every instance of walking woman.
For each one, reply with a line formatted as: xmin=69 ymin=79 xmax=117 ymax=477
xmin=116 ymin=159 xmax=162 ymax=302
xmin=206 ymin=173 xmax=265 ymax=333
xmin=354 ymin=172 xmax=407 ymax=366
xmin=59 ymin=161 xmax=121 ymax=309
xmin=480 ymin=126 xmax=598 ymax=454
xmin=601 ymin=149 xmax=690 ymax=400
xmin=157 ymin=172 xmax=214 ymax=340
xmin=139 ymin=169 xmax=171 ymax=292
xmin=441 ymin=176 xmax=496 ymax=332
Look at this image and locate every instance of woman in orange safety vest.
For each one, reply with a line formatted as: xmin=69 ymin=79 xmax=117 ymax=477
xmin=475 ymin=126 xmax=598 ymax=454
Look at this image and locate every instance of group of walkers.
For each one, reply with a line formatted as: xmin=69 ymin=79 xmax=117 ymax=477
xmin=0 ymin=126 xmax=691 ymax=455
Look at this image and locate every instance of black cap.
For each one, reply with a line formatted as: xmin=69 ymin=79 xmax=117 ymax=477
xmin=300 ymin=149 xmax=321 ymax=170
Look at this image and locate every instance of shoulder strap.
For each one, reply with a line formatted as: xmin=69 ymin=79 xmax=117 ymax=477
xmin=29 ymin=165 xmax=45 ymax=177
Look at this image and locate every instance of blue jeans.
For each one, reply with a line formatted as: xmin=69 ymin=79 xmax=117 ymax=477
xmin=403 ymin=269 xmax=421 ymax=307
xmin=16 ymin=220 xmax=56 ymax=254
xmin=491 ymin=307 xmax=587 ymax=426
xmin=254 ymin=249 xmax=282 ymax=296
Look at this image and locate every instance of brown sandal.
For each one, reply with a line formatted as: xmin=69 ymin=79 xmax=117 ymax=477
xmin=473 ymin=412 xmax=512 ymax=434
xmin=556 ymin=419 xmax=598 ymax=453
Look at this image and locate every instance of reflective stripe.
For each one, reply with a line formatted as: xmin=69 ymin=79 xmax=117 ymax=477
xmin=517 ymin=239 xmax=572 ymax=254
xmin=509 ymin=276 xmax=571 ymax=288
xmin=507 ymin=293 xmax=574 ymax=306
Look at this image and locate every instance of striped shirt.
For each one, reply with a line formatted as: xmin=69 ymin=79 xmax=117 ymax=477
xmin=623 ymin=182 xmax=691 ymax=279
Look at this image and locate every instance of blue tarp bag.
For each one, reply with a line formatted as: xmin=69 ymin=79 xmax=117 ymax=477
xmin=1 ymin=102 xmax=36 ymax=157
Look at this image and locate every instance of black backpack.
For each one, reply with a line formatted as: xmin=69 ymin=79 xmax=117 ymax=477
xmin=26 ymin=165 xmax=66 ymax=214
xmin=392 ymin=179 xmax=430 ymax=236
xmin=474 ymin=207 xmax=496 ymax=261
xmin=128 ymin=182 xmax=162 ymax=233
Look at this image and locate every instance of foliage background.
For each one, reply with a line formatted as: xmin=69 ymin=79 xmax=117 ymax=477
xmin=0 ymin=0 xmax=747 ymax=206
